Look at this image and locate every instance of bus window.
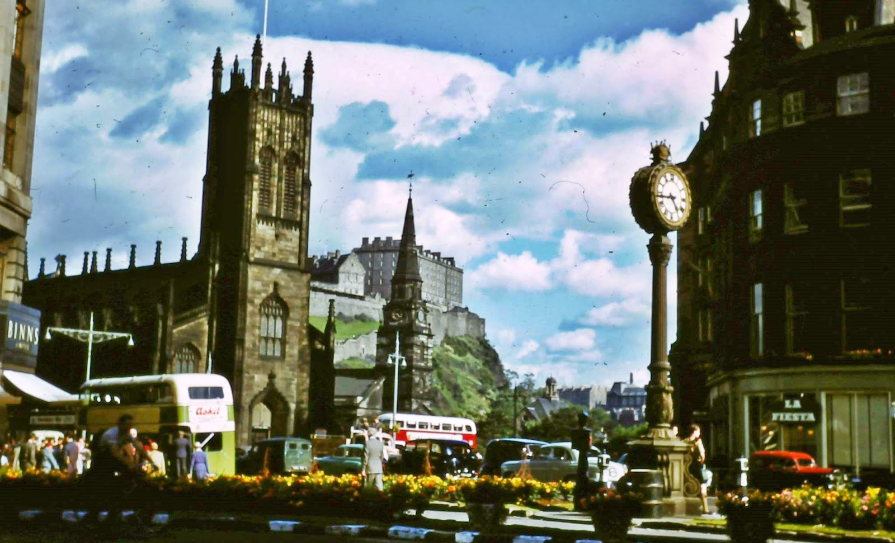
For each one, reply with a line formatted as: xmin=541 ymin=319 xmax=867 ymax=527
xmin=465 ymin=425 xmax=472 ymax=432
xmin=395 ymin=420 xmax=403 ymax=428
xmin=418 ymin=422 xmax=429 ymax=429
xmin=189 ymin=386 xmax=225 ymax=400
xmin=196 ymin=432 xmax=223 ymax=452
xmin=453 ymin=425 xmax=463 ymax=431
xmin=406 ymin=421 xmax=417 ymax=429
xmin=441 ymin=423 xmax=452 ymax=431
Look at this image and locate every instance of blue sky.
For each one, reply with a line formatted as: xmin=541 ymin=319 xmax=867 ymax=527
xmin=29 ymin=0 xmax=749 ymax=389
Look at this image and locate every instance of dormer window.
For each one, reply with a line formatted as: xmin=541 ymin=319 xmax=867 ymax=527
xmin=845 ymin=16 xmax=858 ymax=33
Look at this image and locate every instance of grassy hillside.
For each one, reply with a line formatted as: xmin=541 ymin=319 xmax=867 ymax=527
xmin=308 ymin=316 xmax=380 ymax=340
xmin=430 ymin=335 xmax=506 ymax=419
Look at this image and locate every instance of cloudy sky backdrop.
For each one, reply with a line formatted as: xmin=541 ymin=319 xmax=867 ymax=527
xmin=29 ymin=0 xmax=749 ymax=388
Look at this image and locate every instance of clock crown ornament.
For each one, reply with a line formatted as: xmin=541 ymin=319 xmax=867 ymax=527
xmin=630 ymin=141 xmax=692 ymax=234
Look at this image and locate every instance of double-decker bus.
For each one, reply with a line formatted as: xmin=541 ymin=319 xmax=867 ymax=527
xmin=377 ymin=413 xmax=477 ymax=449
xmin=80 ymin=374 xmax=236 ymax=476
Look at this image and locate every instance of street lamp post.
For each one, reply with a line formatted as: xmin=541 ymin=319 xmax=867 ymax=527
xmin=387 ymin=332 xmax=407 ymax=434
xmin=512 ymin=385 xmax=520 ymax=438
xmin=44 ymin=311 xmax=135 ymax=381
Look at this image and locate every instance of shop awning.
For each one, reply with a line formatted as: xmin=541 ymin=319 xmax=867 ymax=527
xmin=1 ymin=370 xmax=78 ymax=404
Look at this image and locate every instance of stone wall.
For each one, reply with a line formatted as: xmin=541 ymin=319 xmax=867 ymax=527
xmin=335 ymin=331 xmax=377 ymax=363
xmin=309 ymin=286 xmax=384 ymax=321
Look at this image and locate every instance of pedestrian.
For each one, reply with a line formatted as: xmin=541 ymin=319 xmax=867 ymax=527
xmin=1 ymin=444 xmax=9 ymax=468
xmin=120 ymin=429 xmax=151 ymax=473
xmin=41 ymin=439 xmax=60 ymax=473
xmin=11 ymin=438 xmax=21 ymax=471
xmin=174 ymin=431 xmax=190 ymax=478
xmin=686 ymin=424 xmax=711 ymax=515
xmin=63 ymin=434 xmax=80 ymax=476
xmin=361 ymin=426 xmax=387 ymax=491
xmin=570 ymin=410 xmax=593 ymax=511
xmin=53 ymin=438 xmax=65 ymax=468
xmin=148 ymin=442 xmax=166 ymax=477
xmin=190 ymin=441 xmax=209 ymax=481
xmin=21 ymin=433 xmax=38 ymax=471
xmin=76 ymin=437 xmax=87 ymax=474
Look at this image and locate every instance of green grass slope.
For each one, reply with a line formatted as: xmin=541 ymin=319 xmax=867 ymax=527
xmin=308 ymin=316 xmax=380 ymax=340
xmin=430 ymin=335 xmax=506 ymax=419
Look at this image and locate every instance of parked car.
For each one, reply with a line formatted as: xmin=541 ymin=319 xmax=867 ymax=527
xmin=749 ymin=450 xmax=835 ymax=491
xmin=238 ymin=437 xmax=314 ymax=475
xmin=315 ymin=444 xmax=364 ymax=476
xmin=400 ymin=438 xmax=482 ymax=478
xmin=500 ymin=442 xmax=627 ymax=485
xmin=481 ymin=438 xmax=547 ymax=476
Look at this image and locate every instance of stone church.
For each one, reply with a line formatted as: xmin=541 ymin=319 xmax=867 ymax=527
xmin=21 ymin=37 xmax=336 ymax=445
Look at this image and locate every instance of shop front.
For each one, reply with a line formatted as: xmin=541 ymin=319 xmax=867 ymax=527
xmin=0 ymin=301 xmax=79 ymax=438
xmin=707 ymin=364 xmax=895 ymax=481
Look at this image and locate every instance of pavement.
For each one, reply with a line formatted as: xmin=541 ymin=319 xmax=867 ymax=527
xmin=8 ymin=504 xmax=894 ymax=543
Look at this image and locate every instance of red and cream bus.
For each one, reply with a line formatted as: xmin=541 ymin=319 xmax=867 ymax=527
xmin=378 ymin=413 xmax=477 ymax=449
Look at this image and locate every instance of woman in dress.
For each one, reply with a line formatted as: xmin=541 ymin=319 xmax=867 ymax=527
xmin=686 ymin=424 xmax=711 ymax=514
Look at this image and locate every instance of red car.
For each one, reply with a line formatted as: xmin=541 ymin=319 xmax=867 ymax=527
xmin=750 ymin=451 xmax=835 ymax=490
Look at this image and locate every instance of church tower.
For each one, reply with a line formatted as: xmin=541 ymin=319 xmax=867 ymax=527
xmin=199 ymin=36 xmax=315 ymax=444
xmin=376 ymin=188 xmax=434 ymax=414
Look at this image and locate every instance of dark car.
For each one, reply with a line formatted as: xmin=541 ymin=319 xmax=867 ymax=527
xmin=400 ymin=439 xmax=481 ymax=478
xmin=239 ymin=437 xmax=314 ymax=475
xmin=316 ymin=444 xmax=364 ymax=476
xmin=749 ymin=450 xmax=835 ymax=491
xmin=481 ymin=438 xmax=547 ymax=476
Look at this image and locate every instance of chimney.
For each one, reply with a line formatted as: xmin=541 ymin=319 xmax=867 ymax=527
xmin=82 ymin=252 xmax=89 ymax=275
xmin=90 ymin=251 xmax=98 ymax=274
xmin=129 ymin=244 xmax=137 ymax=269
xmin=104 ymin=248 xmax=112 ymax=272
xmin=57 ymin=254 xmax=67 ymax=277
xmin=181 ymin=237 xmax=188 ymax=262
xmin=630 ymin=373 xmax=634 ymax=385
xmin=154 ymin=241 xmax=162 ymax=265
xmin=38 ymin=258 xmax=45 ymax=278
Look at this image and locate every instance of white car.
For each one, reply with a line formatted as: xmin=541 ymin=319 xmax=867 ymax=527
xmin=500 ymin=441 xmax=627 ymax=485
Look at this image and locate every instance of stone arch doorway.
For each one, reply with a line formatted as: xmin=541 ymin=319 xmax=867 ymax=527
xmin=249 ymin=372 xmax=290 ymax=441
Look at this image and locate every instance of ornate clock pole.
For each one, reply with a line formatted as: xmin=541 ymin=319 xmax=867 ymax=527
xmin=625 ymin=141 xmax=693 ymax=517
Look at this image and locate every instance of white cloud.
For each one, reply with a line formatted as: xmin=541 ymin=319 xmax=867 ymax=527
xmin=467 ymin=251 xmax=552 ymax=291
xmin=42 ymin=44 xmax=89 ymax=73
xmin=581 ymin=300 xmax=651 ymax=326
xmin=515 ymin=340 xmax=540 ymax=360
xmin=545 ymin=329 xmax=596 ymax=352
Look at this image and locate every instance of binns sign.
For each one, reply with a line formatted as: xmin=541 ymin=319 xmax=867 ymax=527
xmin=0 ymin=301 xmax=41 ymax=370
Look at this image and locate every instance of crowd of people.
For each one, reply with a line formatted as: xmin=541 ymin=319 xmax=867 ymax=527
xmin=1 ymin=417 xmax=210 ymax=482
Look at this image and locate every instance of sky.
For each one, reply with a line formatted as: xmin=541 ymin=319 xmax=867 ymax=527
xmin=29 ymin=0 xmax=750 ymax=390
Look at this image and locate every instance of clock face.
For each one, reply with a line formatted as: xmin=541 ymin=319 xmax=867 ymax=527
xmin=654 ymin=169 xmax=690 ymax=228
xmin=417 ymin=309 xmax=425 ymax=322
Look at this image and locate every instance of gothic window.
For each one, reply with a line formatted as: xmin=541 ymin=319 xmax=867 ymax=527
xmin=283 ymin=152 xmax=299 ymax=217
xmin=260 ymin=293 xmax=287 ymax=358
xmin=259 ymin=147 xmax=273 ymax=211
xmin=175 ymin=344 xmax=200 ymax=373
xmin=845 ymin=15 xmax=858 ymax=32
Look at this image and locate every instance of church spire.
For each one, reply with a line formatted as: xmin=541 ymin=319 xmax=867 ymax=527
xmin=391 ymin=184 xmax=423 ymax=294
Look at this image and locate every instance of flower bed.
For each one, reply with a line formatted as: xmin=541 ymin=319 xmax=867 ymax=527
xmin=718 ymin=486 xmax=895 ymax=532
xmin=0 ymin=469 xmax=575 ymax=519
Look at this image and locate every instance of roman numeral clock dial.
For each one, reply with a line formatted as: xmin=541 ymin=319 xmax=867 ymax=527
xmin=656 ymin=172 xmax=688 ymax=226
xmin=628 ymin=143 xmax=692 ymax=235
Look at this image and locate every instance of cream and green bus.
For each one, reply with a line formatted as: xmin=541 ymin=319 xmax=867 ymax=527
xmin=79 ymin=373 xmax=236 ymax=476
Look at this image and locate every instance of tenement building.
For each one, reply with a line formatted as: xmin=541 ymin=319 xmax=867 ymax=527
xmin=672 ymin=0 xmax=895 ymax=483
xmin=21 ymin=37 xmax=337 ymax=445
xmin=353 ymin=236 xmax=463 ymax=309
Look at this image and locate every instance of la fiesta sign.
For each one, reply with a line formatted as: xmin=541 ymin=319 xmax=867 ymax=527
xmin=769 ymin=397 xmax=819 ymax=424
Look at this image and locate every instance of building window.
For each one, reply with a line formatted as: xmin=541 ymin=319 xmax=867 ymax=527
xmin=782 ymin=91 xmax=805 ymax=127
xmin=175 ymin=344 xmax=200 ymax=373
xmin=697 ymin=256 xmax=713 ymax=296
xmin=259 ymin=148 xmax=273 ymax=210
xmin=844 ymin=15 xmax=858 ymax=32
xmin=784 ymin=183 xmax=808 ymax=234
xmin=13 ymin=2 xmax=28 ymax=60
xmin=749 ymin=99 xmax=762 ymax=138
xmin=260 ymin=294 xmax=287 ymax=357
xmin=749 ymin=190 xmax=763 ymax=241
xmin=697 ymin=207 xmax=706 ymax=235
xmin=283 ymin=152 xmax=298 ymax=217
xmin=3 ymin=112 xmax=16 ymax=170
xmin=751 ymin=283 xmax=763 ymax=357
xmin=698 ymin=308 xmax=713 ymax=342
xmin=827 ymin=393 xmax=891 ymax=470
xmin=841 ymin=277 xmax=873 ymax=352
xmin=837 ymin=73 xmax=869 ymax=116
xmin=839 ymin=169 xmax=871 ymax=227
xmin=785 ymin=284 xmax=808 ymax=355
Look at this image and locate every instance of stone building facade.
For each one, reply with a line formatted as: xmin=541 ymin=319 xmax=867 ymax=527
xmin=22 ymin=37 xmax=337 ymax=445
xmin=673 ymin=0 xmax=895 ymax=481
xmin=353 ymin=236 xmax=463 ymax=309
